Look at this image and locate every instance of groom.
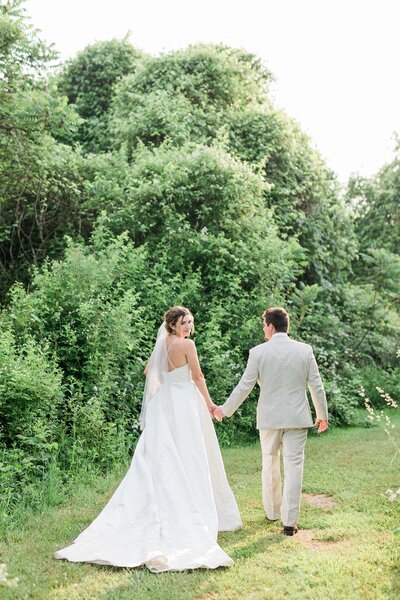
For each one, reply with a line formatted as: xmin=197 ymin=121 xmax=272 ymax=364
xmin=213 ymin=307 xmax=328 ymax=535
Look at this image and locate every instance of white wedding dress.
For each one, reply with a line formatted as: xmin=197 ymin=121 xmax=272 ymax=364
xmin=54 ymin=363 xmax=242 ymax=572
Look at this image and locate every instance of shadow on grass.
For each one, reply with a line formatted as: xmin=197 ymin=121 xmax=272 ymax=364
xmin=232 ymin=532 xmax=285 ymax=560
xmin=51 ymin=527 xmax=286 ymax=600
xmin=77 ymin=533 xmax=287 ymax=600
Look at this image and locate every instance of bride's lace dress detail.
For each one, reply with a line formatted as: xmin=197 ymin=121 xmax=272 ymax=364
xmin=54 ymin=360 xmax=242 ymax=572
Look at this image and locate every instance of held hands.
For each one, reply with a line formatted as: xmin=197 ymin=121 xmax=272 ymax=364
xmin=314 ymin=418 xmax=329 ymax=433
xmin=207 ymin=402 xmax=218 ymax=416
xmin=212 ymin=406 xmax=225 ymax=422
xmin=207 ymin=402 xmax=225 ymax=421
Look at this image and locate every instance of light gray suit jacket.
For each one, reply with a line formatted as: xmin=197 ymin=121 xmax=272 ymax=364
xmin=221 ymin=333 xmax=328 ymax=429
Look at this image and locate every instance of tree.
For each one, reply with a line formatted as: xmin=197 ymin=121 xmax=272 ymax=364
xmin=108 ymin=44 xmax=272 ymax=155
xmin=57 ymin=39 xmax=146 ymax=153
xmin=344 ymin=150 xmax=400 ymax=384
xmin=109 ymin=44 xmax=356 ymax=287
xmin=227 ymin=107 xmax=357 ymax=285
xmin=0 ymin=1 xmax=82 ymax=298
xmin=348 ymin=147 xmax=400 ymax=254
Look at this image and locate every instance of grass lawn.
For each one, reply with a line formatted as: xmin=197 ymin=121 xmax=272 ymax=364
xmin=1 ymin=412 xmax=399 ymax=599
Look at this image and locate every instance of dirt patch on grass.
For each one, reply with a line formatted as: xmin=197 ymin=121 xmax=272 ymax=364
xmin=303 ymin=493 xmax=337 ymax=510
xmin=295 ymin=529 xmax=345 ymax=551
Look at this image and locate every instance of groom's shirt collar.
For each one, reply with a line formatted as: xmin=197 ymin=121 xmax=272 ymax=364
xmin=269 ymin=333 xmax=290 ymax=342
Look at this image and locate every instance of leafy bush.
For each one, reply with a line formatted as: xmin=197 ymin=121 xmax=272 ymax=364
xmin=0 ymin=328 xmax=63 ymax=525
xmin=62 ymin=393 xmax=131 ymax=472
xmin=108 ymin=44 xmax=272 ymax=155
xmin=125 ymin=44 xmax=271 ymax=110
xmin=227 ymin=107 xmax=358 ymax=285
xmin=0 ymin=329 xmax=63 ymax=444
xmin=0 ymin=0 xmax=81 ymax=299
xmin=56 ymin=38 xmax=146 ymax=152
xmin=349 ymin=149 xmax=400 ymax=254
xmin=357 ymin=365 xmax=400 ymax=406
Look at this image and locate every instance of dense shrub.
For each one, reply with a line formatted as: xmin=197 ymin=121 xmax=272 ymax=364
xmin=0 ymin=329 xmax=63 ymax=444
xmin=103 ymin=143 xmax=304 ymax=293
xmin=226 ymin=107 xmax=358 ymax=285
xmin=56 ymin=38 xmax=146 ymax=152
xmin=348 ymin=149 xmax=400 ymax=255
xmin=125 ymin=44 xmax=271 ymax=109
xmin=357 ymin=365 xmax=400 ymax=406
xmin=0 ymin=2 xmax=82 ymax=298
xmin=0 ymin=328 xmax=63 ymax=521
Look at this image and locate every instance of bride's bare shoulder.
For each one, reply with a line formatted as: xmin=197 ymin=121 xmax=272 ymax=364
xmin=181 ymin=338 xmax=195 ymax=349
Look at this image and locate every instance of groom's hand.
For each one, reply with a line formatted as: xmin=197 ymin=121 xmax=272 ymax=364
xmin=314 ymin=418 xmax=328 ymax=433
xmin=212 ymin=407 xmax=225 ymax=422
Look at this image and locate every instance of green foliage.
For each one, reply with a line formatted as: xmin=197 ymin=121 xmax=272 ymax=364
xmin=324 ymin=380 xmax=358 ymax=426
xmin=0 ymin=328 xmax=63 ymax=443
xmin=128 ymin=44 xmax=272 ymax=109
xmin=3 ymin=230 xmax=147 ymax=411
xmin=0 ymin=0 xmax=77 ymax=158
xmin=227 ymin=107 xmax=358 ymax=285
xmin=110 ymin=89 xmax=195 ymax=152
xmin=0 ymin=326 xmax=63 ymax=513
xmin=109 ymin=44 xmax=272 ymax=155
xmin=63 ymin=394 xmax=130 ymax=471
xmin=348 ymin=147 xmax=400 ymax=254
xmin=346 ymin=151 xmax=400 ymax=382
xmin=0 ymin=136 xmax=85 ymax=297
xmin=104 ymin=143 xmax=303 ymax=295
xmin=358 ymin=365 xmax=400 ymax=406
xmin=109 ymin=44 xmax=356 ymax=289
xmin=57 ymin=38 xmax=146 ymax=152
xmin=0 ymin=0 xmax=55 ymax=84
xmin=0 ymin=1 xmax=81 ymax=298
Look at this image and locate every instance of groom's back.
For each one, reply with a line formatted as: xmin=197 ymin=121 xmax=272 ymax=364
xmin=255 ymin=334 xmax=313 ymax=429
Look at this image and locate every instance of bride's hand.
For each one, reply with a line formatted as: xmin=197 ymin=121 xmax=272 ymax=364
xmin=208 ymin=402 xmax=217 ymax=415
xmin=212 ymin=407 xmax=224 ymax=422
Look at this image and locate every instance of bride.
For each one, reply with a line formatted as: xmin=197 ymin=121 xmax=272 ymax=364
xmin=54 ymin=306 xmax=242 ymax=572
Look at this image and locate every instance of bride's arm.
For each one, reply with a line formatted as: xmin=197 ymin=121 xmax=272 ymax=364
xmin=144 ymin=353 xmax=153 ymax=376
xmin=184 ymin=340 xmax=216 ymax=413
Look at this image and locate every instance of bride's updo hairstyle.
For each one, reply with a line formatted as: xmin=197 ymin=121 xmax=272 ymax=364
xmin=164 ymin=306 xmax=194 ymax=335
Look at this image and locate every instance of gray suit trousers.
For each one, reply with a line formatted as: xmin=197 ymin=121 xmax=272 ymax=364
xmin=259 ymin=428 xmax=308 ymax=527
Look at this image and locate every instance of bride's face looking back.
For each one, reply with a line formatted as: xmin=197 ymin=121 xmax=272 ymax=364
xmin=174 ymin=315 xmax=194 ymax=338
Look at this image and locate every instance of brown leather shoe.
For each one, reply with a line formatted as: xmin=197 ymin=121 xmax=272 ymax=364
xmin=282 ymin=526 xmax=298 ymax=536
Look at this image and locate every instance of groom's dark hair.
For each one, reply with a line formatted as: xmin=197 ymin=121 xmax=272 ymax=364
xmin=263 ymin=307 xmax=289 ymax=332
